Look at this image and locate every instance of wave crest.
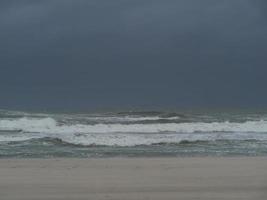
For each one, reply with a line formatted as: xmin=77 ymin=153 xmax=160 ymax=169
xmin=1 ymin=117 xmax=267 ymax=134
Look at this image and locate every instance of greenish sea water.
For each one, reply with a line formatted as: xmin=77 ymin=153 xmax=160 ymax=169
xmin=0 ymin=109 xmax=267 ymax=158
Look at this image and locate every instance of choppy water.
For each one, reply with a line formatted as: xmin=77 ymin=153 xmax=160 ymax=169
xmin=0 ymin=109 xmax=267 ymax=158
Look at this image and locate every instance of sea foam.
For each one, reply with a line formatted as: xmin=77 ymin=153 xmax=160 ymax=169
xmin=1 ymin=117 xmax=267 ymax=134
xmin=0 ymin=117 xmax=267 ymax=146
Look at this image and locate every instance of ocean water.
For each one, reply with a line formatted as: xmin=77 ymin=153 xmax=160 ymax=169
xmin=0 ymin=109 xmax=267 ymax=158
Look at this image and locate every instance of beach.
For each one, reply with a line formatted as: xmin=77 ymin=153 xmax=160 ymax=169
xmin=1 ymin=157 xmax=267 ymax=200
xmin=1 ymin=0 xmax=267 ymax=199
xmin=1 ymin=110 xmax=267 ymax=199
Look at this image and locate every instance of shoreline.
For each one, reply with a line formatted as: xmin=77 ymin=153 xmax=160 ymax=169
xmin=1 ymin=157 xmax=267 ymax=200
xmin=1 ymin=155 xmax=267 ymax=159
xmin=1 ymin=154 xmax=266 ymax=159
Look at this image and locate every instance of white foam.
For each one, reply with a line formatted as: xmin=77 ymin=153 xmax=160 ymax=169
xmin=1 ymin=130 xmax=267 ymax=146
xmin=62 ymin=115 xmax=180 ymax=123
xmin=1 ymin=117 xmax=267 ymax=146
xmin=0 ymin=117 xmax=57 ymax=132
xmin=1 ymin=117 xmax=267 ymax=134
xmin=58 ymin=131 xmax=267 ymax=146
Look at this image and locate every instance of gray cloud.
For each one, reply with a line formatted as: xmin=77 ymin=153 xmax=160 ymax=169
xmin=0 ymin=0 xmax=267 ymax=110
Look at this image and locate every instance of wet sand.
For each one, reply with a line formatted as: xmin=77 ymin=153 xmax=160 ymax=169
xmin=0 ymin=157 xmax=267 ymax=200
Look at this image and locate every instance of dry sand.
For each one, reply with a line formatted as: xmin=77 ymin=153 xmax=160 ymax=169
xmin=0 ymin=157 xmax=267 ymax=200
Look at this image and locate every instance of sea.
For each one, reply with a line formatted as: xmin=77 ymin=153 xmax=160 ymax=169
xmin=0 ymin=109 xmax=267 ymax=158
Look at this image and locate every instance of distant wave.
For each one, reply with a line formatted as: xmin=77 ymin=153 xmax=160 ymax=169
xmin=72 ymin=116 xmax=181 ymax=123
xmin=1 ymin=117 xmax=267 ymax=134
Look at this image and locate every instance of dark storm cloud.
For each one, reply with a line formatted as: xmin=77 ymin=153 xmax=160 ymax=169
xmin=254 ymin=0 xmax=267 ymax=16
xmin=0 ymin=0 xmax=267 ymax=110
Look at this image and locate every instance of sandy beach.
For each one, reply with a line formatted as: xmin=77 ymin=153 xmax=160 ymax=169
xmin=0 ymin=157 xmax=266 ymax=200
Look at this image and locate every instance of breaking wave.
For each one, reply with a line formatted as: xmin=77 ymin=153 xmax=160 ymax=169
xmin=1 ymin=117 xmax=267 ymax=134
xmin=0 ymin=117 xmax=267 ymax=147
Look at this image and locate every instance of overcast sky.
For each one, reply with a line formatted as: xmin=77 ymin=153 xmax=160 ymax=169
xmin=0 ymin=0 xmax=267 ymax=111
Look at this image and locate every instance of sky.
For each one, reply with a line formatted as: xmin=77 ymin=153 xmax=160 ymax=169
xmin=0 ymin=0 xmax=267 ymax=111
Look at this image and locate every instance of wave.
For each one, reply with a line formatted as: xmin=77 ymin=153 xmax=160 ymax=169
xmin=71 ymin=116 xmax=181 ymax=123
xmin=3 ymin=136 xmax=266 ymax=149
xmin=1 ymin=132 xmax=267 ymax=146
xmin=1 ymin=117 xmax=267 ymax=146
xmin=1 ymin=117 xmax=267 ymax=134
xmin=0 ymin=110 xmax=182 ymax=124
